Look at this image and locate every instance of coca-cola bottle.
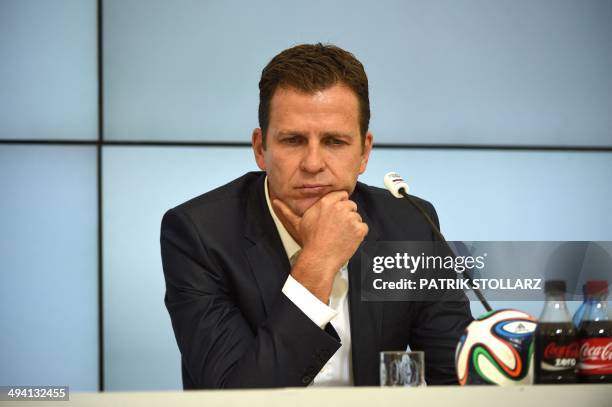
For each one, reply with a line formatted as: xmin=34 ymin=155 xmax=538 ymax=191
xmin=577 ymin=280 xmax=612 ymax=383
xmin=534 ymin=280 xmax=578 ymax=384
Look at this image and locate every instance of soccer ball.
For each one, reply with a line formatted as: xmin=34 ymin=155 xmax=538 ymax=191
xmin=455 ymin=309 xmax=536 ymax=385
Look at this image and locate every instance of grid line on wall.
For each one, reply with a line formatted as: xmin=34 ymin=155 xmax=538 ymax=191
xmin=97 ymin=0 xmax=104 ymax=392
xmin=1 ymin=139 xmax=611 ymax=152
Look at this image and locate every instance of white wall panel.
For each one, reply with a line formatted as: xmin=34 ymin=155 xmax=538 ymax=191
xmin=0 ymin=0 xmax=97 ymax=140
xmin=0 ymin=145 xmax=98 ymax=391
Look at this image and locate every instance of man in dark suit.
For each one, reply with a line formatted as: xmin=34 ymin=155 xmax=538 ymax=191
xmin=161 ymin=43 xmax=472 ymax=389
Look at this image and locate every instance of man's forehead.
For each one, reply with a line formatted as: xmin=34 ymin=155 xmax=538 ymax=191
xmin=269 ymin=85 xmax=359 ymax=118
xmin=271 ymin=83 xmax=358 ymax=103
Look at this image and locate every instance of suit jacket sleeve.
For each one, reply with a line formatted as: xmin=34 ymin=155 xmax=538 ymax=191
xmin=160 ymin=208 xmax=341 ymax=389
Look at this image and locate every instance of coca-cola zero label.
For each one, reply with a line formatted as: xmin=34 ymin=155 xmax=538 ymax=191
xmin=540 ymin=341 xmax=578 ymax=372
xmin=542 ymin=342 xmax=579 ymax=369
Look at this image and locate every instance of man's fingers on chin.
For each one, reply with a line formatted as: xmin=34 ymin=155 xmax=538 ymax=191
xmin=344 ymin=200 xmax=358 ymax=212
xmin=324 ymin=190 xmax=349 ymax=201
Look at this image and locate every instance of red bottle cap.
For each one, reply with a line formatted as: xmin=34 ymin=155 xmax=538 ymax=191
xmin=585 ymin=280 xmax=609 ymax=296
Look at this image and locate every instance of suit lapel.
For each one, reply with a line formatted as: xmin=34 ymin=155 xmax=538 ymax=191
xmin=244 ymin=175 xmax=291 ymax=316
xmin=348 ymin=186 xmax=383 ymax=385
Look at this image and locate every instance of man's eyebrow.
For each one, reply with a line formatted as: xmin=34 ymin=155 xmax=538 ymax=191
xmin=275 ymin=130 xmax=307 ymax=137
xmin=321 ymin=132 xmax=354 ymax=139
xmin=275 ymin=130 xmax=355 ymax=139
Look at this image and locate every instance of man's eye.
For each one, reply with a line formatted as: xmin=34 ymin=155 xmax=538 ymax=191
xmin=282 ymin=136 xmax=304 ymax=145
xmin=326 ymin=138 xmax=346 ymax=146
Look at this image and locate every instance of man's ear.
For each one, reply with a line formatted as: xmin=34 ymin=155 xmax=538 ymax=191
xmin=358 ymin=131 xmax=374 ymax=174
xmin=252 ymin=128 xmax=266 ymax=170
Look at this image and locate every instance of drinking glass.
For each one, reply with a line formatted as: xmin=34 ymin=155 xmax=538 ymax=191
xmin=380 ymin=351 xmax=425 ymax=387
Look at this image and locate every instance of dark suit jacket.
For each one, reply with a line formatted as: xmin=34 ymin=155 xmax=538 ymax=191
xmin=160 ymin=171 xmax=472 ymax=389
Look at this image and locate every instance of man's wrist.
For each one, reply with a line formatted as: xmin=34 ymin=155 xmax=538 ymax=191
xmin=291 ymin=251 xmax=338 ymax=304
xmin=296 ymin=247 xmax=343 ymax=274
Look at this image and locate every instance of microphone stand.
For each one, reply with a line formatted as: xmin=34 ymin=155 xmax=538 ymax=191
xmin=398 ymin=188 xmax=493 ymax=312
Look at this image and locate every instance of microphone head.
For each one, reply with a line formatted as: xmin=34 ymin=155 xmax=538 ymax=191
xmin=383 ymin=172 xmax=409 ymax=198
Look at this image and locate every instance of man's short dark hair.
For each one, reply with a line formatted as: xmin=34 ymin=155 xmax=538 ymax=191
xmin=258 ymin=43 xmax=370 ymax=147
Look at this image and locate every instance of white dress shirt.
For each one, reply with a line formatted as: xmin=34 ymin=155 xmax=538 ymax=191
xmin=264 ymin=177 xmax=353 ymax=386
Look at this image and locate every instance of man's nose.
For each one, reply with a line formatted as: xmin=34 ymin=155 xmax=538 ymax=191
xmin=300 ymin=143 xmax=325 ymax=173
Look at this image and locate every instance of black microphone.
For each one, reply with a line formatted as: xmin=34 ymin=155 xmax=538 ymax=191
xmin=383 ymin=172 xmax=492 ymax=312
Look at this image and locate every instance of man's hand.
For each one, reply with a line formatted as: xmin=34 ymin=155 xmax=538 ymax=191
xmin=272 ymin=191 xmax=368 ymax=303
